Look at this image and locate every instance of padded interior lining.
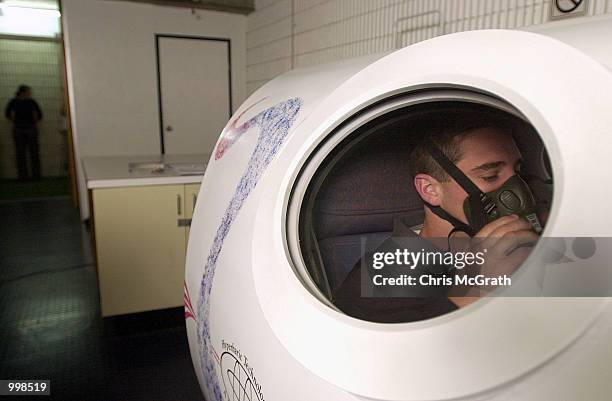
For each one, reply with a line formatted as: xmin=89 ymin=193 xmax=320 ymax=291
xmin=314 ymin=135 xmax=424 ymax=240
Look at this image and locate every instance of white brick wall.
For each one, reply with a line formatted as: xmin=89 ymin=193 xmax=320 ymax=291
xmin=247 ymin=0 xmax=612 ymax=95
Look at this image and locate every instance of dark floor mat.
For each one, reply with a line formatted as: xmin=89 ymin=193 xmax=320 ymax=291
xmin=0 ymin=198 xmax=204 ymax=401
xmin=0 ymin=177 xmax=70 ymax=201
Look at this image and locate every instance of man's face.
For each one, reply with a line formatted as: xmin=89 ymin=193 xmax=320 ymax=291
xmin=438 ymin=127 xmax=522 ymax=224
xmin=18 ymin=89 xmax=31 ymax=99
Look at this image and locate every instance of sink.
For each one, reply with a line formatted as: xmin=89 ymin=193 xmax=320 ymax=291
xmin=128 ymin=162 xmax=167 ymax=174
xmin=167 ymin=162 xmax=206 ymax=175
xmin=128 ymin=161 xmax=206 ymax=175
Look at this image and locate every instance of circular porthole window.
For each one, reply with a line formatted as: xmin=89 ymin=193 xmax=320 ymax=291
xmin=285 ymin=89 xmax=553 ymax=323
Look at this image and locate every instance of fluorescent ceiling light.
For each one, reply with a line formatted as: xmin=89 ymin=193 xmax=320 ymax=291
xmin=0 ymin=2 xmax=61 ymax=37
xmin=0 ymin=5 xmax=61 ymax=18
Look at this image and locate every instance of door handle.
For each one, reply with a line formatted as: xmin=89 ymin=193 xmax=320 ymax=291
xmin=176 ymin=194 xmax=181 ymax=215
xmin=166 ymin=125 xmax=173 ymax=132
xmin=177 ymin=218 xmax=192 ymax=227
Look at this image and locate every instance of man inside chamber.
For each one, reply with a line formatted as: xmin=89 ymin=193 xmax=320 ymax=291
xmin=332 ymin=108 xmax=546 ymax=323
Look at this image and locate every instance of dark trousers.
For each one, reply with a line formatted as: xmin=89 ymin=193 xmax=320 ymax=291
xmin=13 ymin=127 xmax=41 ymax=180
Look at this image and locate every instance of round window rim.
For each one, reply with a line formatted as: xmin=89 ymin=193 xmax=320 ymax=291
xmin=284 ymin=87 xmax=552 ymax=316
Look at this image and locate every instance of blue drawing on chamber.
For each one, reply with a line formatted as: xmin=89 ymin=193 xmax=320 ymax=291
xmin=197 ymin=97 xmax=303 ymax=401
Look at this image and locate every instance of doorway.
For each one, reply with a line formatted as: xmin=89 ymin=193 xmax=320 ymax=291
xmin=155 ymin=34 xmax=232 ymax=155
xmin=0 ymin=0 xmax=77 ymax=204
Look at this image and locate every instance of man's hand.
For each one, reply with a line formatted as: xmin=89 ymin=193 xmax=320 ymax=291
xmin=449 ymin=215 xmax=538 ymax=307
xmin=471 ymin=214 xmax=538 ymax=275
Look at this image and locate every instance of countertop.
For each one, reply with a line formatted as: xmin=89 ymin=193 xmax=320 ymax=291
xmin=83 ymin=154 xmax=209 ymax=189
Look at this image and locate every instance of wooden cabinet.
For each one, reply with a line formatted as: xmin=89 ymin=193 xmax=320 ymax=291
xmin=92 ymin=183 xmax=200 ymax=317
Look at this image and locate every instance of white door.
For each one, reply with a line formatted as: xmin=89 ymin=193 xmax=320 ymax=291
xmin=157 ymin=36 xmax=231 ymax=154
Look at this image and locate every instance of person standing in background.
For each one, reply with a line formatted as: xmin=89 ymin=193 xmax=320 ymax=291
xmin=5 ymin=85 xmax=43 ymax=181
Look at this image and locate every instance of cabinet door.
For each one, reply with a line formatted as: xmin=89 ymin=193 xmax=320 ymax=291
xmin=93 ymin=185 xmax=186 ymax=316
xmin=184 ymin=183 xmax=201 ymax=250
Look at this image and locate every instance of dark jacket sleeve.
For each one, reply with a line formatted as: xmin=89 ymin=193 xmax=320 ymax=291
xmin=5 ymin=99 xmax=14 ymax=120
xmin=332 ymin=261 xmax=457 ymax=323
xmin=33 ymin=100 xmax=42 ymax=121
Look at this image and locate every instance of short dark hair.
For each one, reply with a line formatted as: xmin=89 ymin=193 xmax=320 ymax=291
xmin=16 ymin=85 xmax=31 ymax=96
xmin=408 ymin=108 xmax=517 ymax=182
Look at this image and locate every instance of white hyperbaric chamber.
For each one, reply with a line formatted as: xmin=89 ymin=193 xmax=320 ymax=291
xmin=185 ymin=15 xmax=612 ymax=401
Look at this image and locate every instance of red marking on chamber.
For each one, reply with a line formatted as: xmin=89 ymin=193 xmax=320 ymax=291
xmin=212 ymin=347 xmax=220 ymax=363
xmin=214 ymin=97 xmax=267 ymax=160
xmin=184 ymin=281 xmax=196 ymax=321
